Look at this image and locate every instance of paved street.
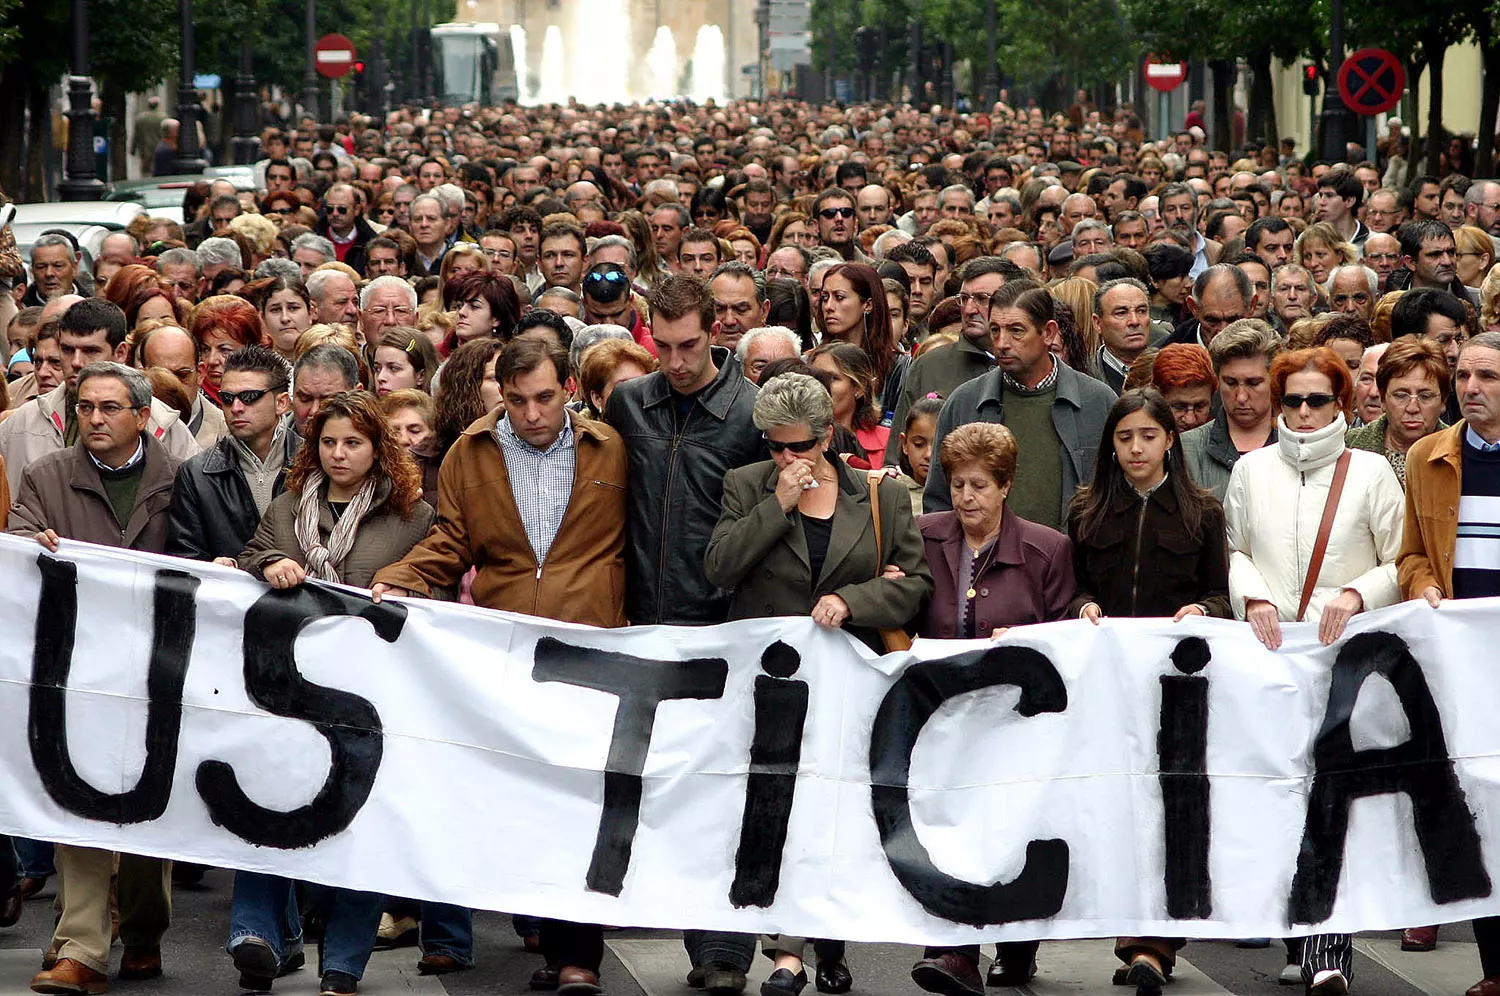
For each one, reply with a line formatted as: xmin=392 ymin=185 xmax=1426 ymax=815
xmin=0 ymin=871 xmax=1481 ymax=996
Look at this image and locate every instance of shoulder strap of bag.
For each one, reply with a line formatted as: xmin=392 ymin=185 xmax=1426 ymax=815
xmin=1296 ymin=450 xmax=1352 ymax=623
xmin=866 ymin=471 xmax=884 ymax=576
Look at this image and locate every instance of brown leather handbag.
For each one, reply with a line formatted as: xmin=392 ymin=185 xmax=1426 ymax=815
xmin=1296 ymin=451 xmax=1352 ymax=622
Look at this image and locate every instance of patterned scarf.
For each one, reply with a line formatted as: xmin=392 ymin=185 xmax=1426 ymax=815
xmin=293 ymin=470 xmax=377 ymax=583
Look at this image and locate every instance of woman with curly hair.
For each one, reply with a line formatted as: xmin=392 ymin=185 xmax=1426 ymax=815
xmin=433 ymin=337 xmax=505 ymax=455
xmin=190 ymin=294 xmax=268 ymax=402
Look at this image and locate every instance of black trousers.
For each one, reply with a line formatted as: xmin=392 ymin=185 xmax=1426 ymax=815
xmin=541 ymin=919 xmax=604 ymax=973
xmin=0 ymin=835 xmax=16 ymax=893
xmin=922 ymin=941 xmax=1040 ymax=970
xmin=1475 ymin=917 xmax=1500 ymax=979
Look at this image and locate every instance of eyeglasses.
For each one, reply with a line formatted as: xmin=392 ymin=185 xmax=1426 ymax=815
xmin=326 ymin=204 xmax=351 ymax=215
xmin=219 ymin=388 xmax=273 ymax=407
xmin=1280 ymin=393 xmax=1337 ymax=409
xmin=1363 ymin=252 xmax=1399 ymax=263
xmin=819 ymin=207 xmax=855 ymax=219
xmin=75 ymin=401 xmax=138 ymax=417
xmin=268 ymin=207 xmax=296 ymax=216
xmin=1389 ymin=389 xmax=1442 ymax=406
xmin=585 ymin=269 xmax=629 ymax=287
xmin=957 ymin=291 xmax=995 ymax=308
xmin=764 ymin=435 xmax=820 ymax=453
xmin=1168 ymin=400 xmax=1212 ymax=415
xmin=367 ymin=306 xmax=416 ymax=320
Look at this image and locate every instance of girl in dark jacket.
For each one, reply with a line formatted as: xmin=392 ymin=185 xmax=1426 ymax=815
xmin=1066 ymin=388 xmax=1230 ymax=996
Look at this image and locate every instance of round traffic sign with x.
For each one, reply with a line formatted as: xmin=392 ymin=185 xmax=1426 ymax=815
xmin=1337 ymin=48 xmax=1405 ymax=116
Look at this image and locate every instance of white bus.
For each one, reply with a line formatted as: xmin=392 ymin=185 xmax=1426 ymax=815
xmin=429 ymin=22 xmax=519 ymax=104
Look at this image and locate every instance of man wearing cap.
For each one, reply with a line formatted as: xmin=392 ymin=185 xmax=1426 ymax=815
xmin=581 ymin=263 xmax=655 ymax=355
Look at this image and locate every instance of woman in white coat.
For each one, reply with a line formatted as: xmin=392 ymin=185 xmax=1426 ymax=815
xmin=1223 ymin=345 xmax=1405 ymax=996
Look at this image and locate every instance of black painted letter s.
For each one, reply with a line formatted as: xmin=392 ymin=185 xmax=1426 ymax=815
xmin=196 ymin=585 xmax=405 ymax=849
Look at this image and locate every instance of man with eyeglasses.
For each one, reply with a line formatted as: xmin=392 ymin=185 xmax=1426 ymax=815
xmin=763 ymin=245 xmax=810 ymax=288
xmin=1362 ymin=232 xmax=1402 ymax=292
xmin=1363 ymin=188 xmax=1404 ymax=234
xmin=11 ymin=363 xmax=183 ymax=996
xmin=812 ymin=188 xmax=870 ymax=262
xmin=479 ymin=229 xmax=519 ymax=277
xmin=1464 ymin=180 xmax=1500 ymax=238
xmin=1167 ymin=264 xmax=1252 ymax=348
xmin=881 ymin=258 xmax=1022 ymax=466
xmin=315 ymin=183 xmax=378 ymax=274
xmin=359 ymin=276 xmax=419 ymax=346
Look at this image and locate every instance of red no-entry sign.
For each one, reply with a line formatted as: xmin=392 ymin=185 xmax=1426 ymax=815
xmin=1337 ymin=48 xmax=1405 ymax=116
xmin=315 ymin=34 xmax=358 ymax=79
xmin=1144 ymin=56 xmax=1188 ymax=93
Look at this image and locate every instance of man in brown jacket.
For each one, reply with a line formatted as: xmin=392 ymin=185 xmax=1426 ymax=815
xmin=373 ymin=336 xmax=626 ymax=993
xmin=8 ymin=362 xmax=182 ymax=994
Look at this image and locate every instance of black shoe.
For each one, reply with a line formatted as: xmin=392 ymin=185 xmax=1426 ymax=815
xmin=1126 ymin=956 xmax=1166 ymax=996
xmin=705 ymin=963 xmax=748 ymax=996
xmin=761 ymin=969 xmax=808 ymax=996
xmin=687 ymin=965 xmax=708 ymax=990
xmin=319 ymin=970 xmax=359 ymax=996
xmin=281 ymin=951 xmax=306 ymax=977
xmin=531 ymin=965 xmax=561 ymax=991
xmin=986 ymin=957 xmax=1037 ymax=988
xmin=816 ymin=961 xmax=852 ymax=995
xmin=233 ymin=939 xmax=281 ymax=992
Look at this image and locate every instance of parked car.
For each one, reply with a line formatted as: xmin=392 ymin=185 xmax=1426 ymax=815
xmin=104 ymin=168 xmax=256 ymax=224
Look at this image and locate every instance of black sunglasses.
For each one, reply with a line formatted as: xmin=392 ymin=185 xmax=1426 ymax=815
xmin=1280 ymin=393 xmax=1337 ymax=410
xmin=764 ymin=435 xmax=820 ymax=454
xmin=819 ymin=207 xmax=855 ymax=219
xmin=219 ymin=388 xmax=274 ymax=407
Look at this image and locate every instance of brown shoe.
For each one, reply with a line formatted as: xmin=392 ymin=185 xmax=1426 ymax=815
xmin=1 ymin=885 xmax=21 ymax=928
xmin=31 ymin=958 xmax=108 ymax=994
xmin=118 ymin=948 xmax=161 ymax=981
xmin=1125 ymin=954 xmax=1166 ymax=996
xmin=558 ymin=967 xmax=602 ymax=996
xmin=1467 ymin=978 xmax=1500 ymax=996
xmin=531 ymin=965 xmax=561 ymax=991
xmin=1402 ymin=926 xmax=1439 ymax=952
xmin=18 ymin=877 xmax=48 ymax=902
xmin=911 ymin=953 xmax=984 ymax=996
xmin=417 ymin=954 xmax=468 ymax=976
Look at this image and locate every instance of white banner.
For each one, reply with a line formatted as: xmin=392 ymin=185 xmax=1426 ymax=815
xmin=1 ymin=534 xmax=1498 ymax=944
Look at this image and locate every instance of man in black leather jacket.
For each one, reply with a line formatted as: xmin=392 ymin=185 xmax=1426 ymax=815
xmin=603 ymin=274 xmax=765 ymax=996
xmin=167 ymin=346 xmax=300 ymax=563
xmin=605 ymin=273 xmax=767 ymax=628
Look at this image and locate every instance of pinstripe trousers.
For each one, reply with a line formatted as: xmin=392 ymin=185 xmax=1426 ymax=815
xmin=1300 ymin=933 xmax=1353 ymax=981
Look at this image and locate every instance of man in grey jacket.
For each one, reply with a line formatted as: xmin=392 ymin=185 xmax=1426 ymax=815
xmin=923 ymin=280 xmax=1116 ymax=530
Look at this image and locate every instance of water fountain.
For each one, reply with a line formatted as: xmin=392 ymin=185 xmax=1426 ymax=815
xmin=508 ymin=24 xmax=534 ymax=104
xmin=538 ymin=24 xmax=567 ymax=105
xmin=688 ymin=24 xmax=727 ymax=104
xmin=645 ymin=25 xmax=678 ymax=100
xmin=567 ymin=0 xmax=631 ymax=105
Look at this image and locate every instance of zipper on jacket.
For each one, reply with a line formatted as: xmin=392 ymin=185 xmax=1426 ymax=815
xmin=1130 ymin=492 xmax=1148 ymax=613
xmin=655 ymin=412 xmax=689 ymax=618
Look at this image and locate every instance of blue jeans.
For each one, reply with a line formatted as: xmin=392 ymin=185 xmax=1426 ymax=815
xmin=13 ymin=839 xmax=54 ymax=880
xmin=228 ymin=872 xmax=305 ymax=971
xmin=420 ymin=903 xmax=473 ymax=966
xmin=303 ymin=884 xmax=385 ymax=980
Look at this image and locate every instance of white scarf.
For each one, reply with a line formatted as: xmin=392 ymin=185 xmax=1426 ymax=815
xmin=293 ymin=471 xmax=377 ymax=583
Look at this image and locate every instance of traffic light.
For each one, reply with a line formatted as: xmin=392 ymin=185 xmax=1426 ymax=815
xmin=1302 ymin=62 xmax=1322 ymax=96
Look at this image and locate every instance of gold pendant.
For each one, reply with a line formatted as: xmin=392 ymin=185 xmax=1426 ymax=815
xmin=966 ymin=587 xmax=977 ymax=599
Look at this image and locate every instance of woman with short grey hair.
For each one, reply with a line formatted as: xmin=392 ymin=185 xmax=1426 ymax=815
xmin=706 ymin=368 xmax=930 ymax=992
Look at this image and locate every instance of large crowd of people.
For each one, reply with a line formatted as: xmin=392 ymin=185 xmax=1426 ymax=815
xmin=1 ymin=94 xmax=1498 ymax=996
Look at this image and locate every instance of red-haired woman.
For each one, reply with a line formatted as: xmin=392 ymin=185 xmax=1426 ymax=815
xmin=236 ymin=389 xmax=435 ymax=996
xmin=104 ymin=263 xmax=190 ymax=331
xmin=440 ymin=269 xmax=520 ymax=357
xmin=1150 ymin=343 xmax=1218 ymax=433
xmin=1223 ymin=346 xmax=1405 ymax=996
xmin=190 ymin=295 xmax=269 ymax=403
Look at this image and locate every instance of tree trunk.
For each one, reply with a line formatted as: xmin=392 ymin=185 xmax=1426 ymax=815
xmin=1209 ymin=59 xmax=1233 ymax=151
xmin=1247 ymin=49 xmax=1278 ymax=149
xmin=0 ymin=62 xmax=28 ymax=200
xmin=101 ymin=80 xmax=128 ymax=185
xmin=1480 ymin=40 xmax=1500 ymax=176
xmin=1424 ymin=38 xmax=1448 ymax=175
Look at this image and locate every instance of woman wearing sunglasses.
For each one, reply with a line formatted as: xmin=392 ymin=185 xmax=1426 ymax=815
xmin=704 ymin=372 xmax=929 ymax=996
xmin=1222 ymin=346 xmax=1405 ymax=995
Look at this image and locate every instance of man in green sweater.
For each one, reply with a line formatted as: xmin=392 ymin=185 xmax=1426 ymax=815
xmin=922 ymin=279 xmax=1116 ymax=530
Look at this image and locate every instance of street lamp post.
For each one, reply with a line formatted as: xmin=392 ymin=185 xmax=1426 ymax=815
xmin=302 ymin=0 xmax=322 ymax=122
xmin=983 ymin=0 xmax=999 ymax=108
xmin=421 ymin=0 xmax=434 ymax=103
xmin=58 ymin=0 xmax=104 ymax=200
xmin=230 ymin=42 xmax=262 ymax=166
xmin=172 ymin=0 xmax=208 ymax=174
xmin=1318 ymin=0 xmax=1353 ymax=162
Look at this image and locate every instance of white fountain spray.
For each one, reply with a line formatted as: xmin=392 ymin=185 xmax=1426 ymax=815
xmin=688 ymin=24 xmax=727 ymax=103
xmin=645 ymin=25 xmax=678 ymax=100
xmin=509 ymin=24 xmax=533 ymax=104
xmin=568 ymin=0 xmax=631 ymax=104
xmin=538 ymin=24 xmax=566 ymax=104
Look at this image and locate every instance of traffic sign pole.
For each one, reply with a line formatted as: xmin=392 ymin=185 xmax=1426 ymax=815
xmin=1319 ymin=0 xmax=1354 ymax=161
